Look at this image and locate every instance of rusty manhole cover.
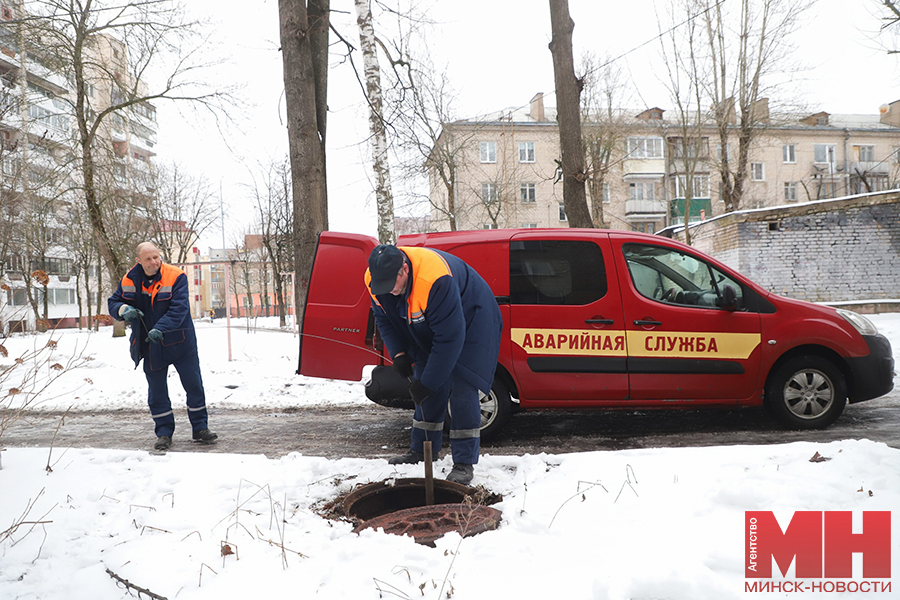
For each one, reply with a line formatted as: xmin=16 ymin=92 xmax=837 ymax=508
xmin=339 ymin=478 xmax=503 ymax=546
xmin=353 ymin=503 xmax=502 ymax=546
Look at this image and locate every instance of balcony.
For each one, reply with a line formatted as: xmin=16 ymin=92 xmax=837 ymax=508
xmin=625 ymin=199 xmax=667 ymax=215
xmin=851 ymin=161 xmax=890 ymax=175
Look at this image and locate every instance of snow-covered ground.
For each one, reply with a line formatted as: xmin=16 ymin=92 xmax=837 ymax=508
xmin=1 ymin=314 xmax=898 ymax=599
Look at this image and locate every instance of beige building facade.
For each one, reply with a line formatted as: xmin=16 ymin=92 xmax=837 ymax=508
xmin=428 ymin=95 xmax=900 ymax=234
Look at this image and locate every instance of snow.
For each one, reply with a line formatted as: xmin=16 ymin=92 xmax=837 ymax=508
xmin=1 ymin=314 xmax=899 ymax=599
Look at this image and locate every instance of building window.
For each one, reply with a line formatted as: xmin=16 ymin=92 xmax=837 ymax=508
xmin=630 ymin=222 xmax=656 ymax=234
xmin=751 ymin=162 xmax=765 ymax=181
xmin=674 ymin=175 xmax=710 ymax=198
xmin=482 ymin=223 xmax=498 ymax=229
xmin=717 ymin=143 xmax=730 ymax=161
xmin=479 ymin=141 xmax=496 ymax=163
xmin=893 ymin=146 xmax=900 ymax=164
xmin=518 ymin=141 xmax=535 ymax=163
xmin=520 ymin=183 xmax=536 ymax=203
xmin=602 ymin=182 xmax=610 ymax=204
xmin=521 ymin=223 xmax=538 ymax=228
xmin=814 ymin=144 xmax=836 ymax=165
xmin=629 ymin=182 xmax=655 ymax=201
xmin=626 ymin=137 xmax=663 ymax=159
xmin=480 ymin=182 xmax=498 ymax=203
xmin=783 ymin=144 xmax=796 ymax=163
xmin=855 ymin=145 xmax=875 ymax=162
xmin=784 ymin=182 xmax=797 ymax=202
xmin=558 ymin=202 xmax=567 ymax=222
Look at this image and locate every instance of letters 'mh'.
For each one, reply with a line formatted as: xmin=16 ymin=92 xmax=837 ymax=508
xmin=745 ymin=511 xmax=891 ymax=578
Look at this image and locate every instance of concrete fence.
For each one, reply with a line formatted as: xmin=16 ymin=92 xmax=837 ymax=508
xmin=668 ymin=191 xmax=900 ymax=308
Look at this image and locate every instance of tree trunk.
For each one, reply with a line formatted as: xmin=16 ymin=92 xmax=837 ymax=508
xmin=548 ymin=0 xmax=592 ymax=228
xmin=355 ymin=0 xmax=395 ymax=244
xmin=279 ymin=0 xmax=329 ymax=331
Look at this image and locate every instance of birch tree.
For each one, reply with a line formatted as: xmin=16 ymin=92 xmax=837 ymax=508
xmin=354 ymin=0 xmax=395 ymax=244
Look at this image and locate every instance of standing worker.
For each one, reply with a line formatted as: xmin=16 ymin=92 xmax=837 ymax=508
xmin=108 ymin=241 xmax=218 ymax=451
xmin=365 ymin=245 xmax=502 ymax=484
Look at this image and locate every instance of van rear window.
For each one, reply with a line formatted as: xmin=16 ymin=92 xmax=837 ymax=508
xmin=510 ymin=240 xmax=607 ymax=305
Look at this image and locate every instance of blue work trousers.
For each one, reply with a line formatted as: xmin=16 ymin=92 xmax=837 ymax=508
xmin=410 ymin=372 xmax=481 ymax=465
xmin=143 ymin=346 xmax=208 ymax=438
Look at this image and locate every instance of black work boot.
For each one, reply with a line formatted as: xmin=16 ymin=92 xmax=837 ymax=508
xmin=388 ymin=450 xmax=429 ymax=465
xmin=154 ymin=436 xmax=172 ymax=451
xmin=192 ymin=429 xmax=218 ymax=444
xmin=446 ymin=463 xmax=474 ymax=485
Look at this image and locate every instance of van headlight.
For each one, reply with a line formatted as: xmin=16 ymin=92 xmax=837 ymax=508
xmin=836 ymin=309 xmax=879 ymax=336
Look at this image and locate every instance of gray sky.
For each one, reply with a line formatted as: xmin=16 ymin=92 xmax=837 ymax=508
xmin=155 ymin=0 xmax=900 ymax=247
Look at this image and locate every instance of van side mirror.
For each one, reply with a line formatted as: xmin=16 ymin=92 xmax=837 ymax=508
xmin=720 ymin=284 xmax=738 ymax=311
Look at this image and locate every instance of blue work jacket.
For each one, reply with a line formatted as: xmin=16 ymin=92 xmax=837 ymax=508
xmin=366 ymin=247 xmax=503 ymax=394
xmin=108 ymin=263 xmax=198 ymax=371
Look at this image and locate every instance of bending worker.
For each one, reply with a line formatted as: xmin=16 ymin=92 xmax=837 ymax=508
xmin=108 ymin=241 xmax=218 ymax=451
xmin=365 ymin=244 xmax=502 ymax=485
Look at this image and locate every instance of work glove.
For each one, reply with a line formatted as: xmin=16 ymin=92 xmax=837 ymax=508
xmin=145 ymin=328 xmax=163 ymax=344
xmin=391 ymin=353 xmax=414 ymax=378
xmin=119 ymin=305 xmax=144 ymax=322
xmin=409 ymin=379 xmax=431 ymax=406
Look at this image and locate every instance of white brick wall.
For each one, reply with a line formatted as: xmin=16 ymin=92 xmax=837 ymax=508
xmin=674 ymin=192 xmax=900 ymax=302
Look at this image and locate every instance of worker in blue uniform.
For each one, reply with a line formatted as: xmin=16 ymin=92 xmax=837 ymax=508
xmin=109 ymin=242 xmax=218 ymax=451
xmin=365 ymin=244 xmax=503 ymax=485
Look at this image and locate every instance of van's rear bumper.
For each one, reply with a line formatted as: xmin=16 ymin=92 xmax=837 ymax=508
xmin=846 ymin=334 xmax=895 ymax=403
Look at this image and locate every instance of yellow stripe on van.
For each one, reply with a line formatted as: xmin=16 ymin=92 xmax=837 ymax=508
xmin=511 ymin=328 xmax=761 ymax=360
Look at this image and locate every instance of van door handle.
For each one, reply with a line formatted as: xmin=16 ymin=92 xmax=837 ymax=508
xmin=634 ymin=319 xmax=663 ymax=326
xmin=585 ymin=318 xmax=614 ymax=325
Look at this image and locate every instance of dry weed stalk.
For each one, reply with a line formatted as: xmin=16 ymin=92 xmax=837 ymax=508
xmin=0 ymin=322 xmax=91 ymax=470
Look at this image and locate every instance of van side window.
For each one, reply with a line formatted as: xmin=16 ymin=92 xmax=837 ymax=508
xmin=623 ymin=244 xmax=745 ymax=309
xmin=510 ymin=240 xmax=607 ymax=305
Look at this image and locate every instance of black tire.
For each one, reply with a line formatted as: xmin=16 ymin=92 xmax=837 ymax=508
xmin=764 ymin=355 xmax=847 ymax=429
xmin=446 ymin=376 xmax=512 ymax=442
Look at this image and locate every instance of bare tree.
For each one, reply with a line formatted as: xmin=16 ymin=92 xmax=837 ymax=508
xmin=148 ymin=162 xmax=217 ymax=264
xmin=695 ymin=0 xmax=812 ymax=212
xmin=548 ymin=0 xmax=592 ymax=228
xmin=659 ymin=0 xmax=710 ymax=245
xmin=249 ymin=158 xmax=293 ymax=327
xmin=580 ymin=52 xmax=635 ymax=229
xmin=18 ymin=1 xmax=228 ymax=284
xmin=278 ymin=0 xmax=329 ymax=326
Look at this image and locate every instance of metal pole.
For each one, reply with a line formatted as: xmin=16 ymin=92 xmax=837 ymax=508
xmin=219 ymin=181 xmax=232 ymax=362
xmin=224 ymin=260 xmax=232 ymax=362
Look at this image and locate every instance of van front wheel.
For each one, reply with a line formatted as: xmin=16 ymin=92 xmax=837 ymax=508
xmin=764 ymin=356 xmax=846 ymax=429
xmin=446 ymin=377 xmax=512 ymax=442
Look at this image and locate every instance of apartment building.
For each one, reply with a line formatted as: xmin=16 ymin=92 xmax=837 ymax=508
xmin=0 ymin=8 xmax=158 ymax=332
xmin=428 ymin=94 xmax=900 ymax=234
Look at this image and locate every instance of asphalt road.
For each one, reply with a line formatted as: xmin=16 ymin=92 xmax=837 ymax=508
xmin=2 ymin=387 xmax=898 ymax=459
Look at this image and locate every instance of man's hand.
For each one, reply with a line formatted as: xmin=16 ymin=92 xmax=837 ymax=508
xmin=119 ymin=306 xmax=144 ymax=322
xmin=391 ymin=353 xmax=414 ymax=378
xmin=409 ymin=379 xmax=431 ymax=406
xmin=145 ymin=328 xmax=163 ymax=344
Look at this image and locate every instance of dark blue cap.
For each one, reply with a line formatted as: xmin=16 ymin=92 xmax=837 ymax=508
xmin=368 ymin=245 xmax=405 ymax=295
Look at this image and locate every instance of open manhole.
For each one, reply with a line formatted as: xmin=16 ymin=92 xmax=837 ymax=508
xmin=343 ymin=478 xmax=502 ymax=546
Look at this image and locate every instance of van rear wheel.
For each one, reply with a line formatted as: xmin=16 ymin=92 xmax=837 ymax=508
xmin=446 ymin=377 xmax=512 ymax=442
xmin=764 ymin=355 xmax=846 ymax=429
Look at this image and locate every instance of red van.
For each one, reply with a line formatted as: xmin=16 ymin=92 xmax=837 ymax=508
xmin=298 ymin=229 xmax=894 ymax=439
